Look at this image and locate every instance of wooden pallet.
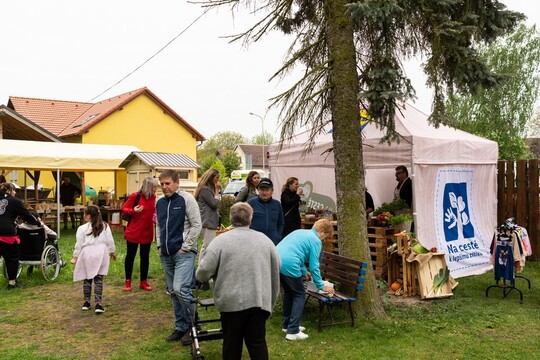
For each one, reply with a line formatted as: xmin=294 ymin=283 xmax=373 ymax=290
xmin=322 ymin=221 xmax=340 ymax=255
xmin=367 ymin=226 xmax=399 ymax=279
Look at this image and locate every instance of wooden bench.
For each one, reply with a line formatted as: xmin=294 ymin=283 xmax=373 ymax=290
xmin=305 ymin=251 xmax=368 ymax=331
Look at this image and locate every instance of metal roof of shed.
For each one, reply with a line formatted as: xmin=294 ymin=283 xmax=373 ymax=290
xmin=120 ymin=151 xmax=200 ymax=169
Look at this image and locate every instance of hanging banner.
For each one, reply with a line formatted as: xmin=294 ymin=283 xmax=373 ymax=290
xmin=433 ymin=168 xmax=493 ymax=277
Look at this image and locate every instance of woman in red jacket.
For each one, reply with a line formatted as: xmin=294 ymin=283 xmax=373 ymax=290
xmin=121 ymin=177 xmax=158 ymax=291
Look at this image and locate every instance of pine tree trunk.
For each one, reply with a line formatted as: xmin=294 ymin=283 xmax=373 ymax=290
xmin=324 ymin=0 xmax=387 ymax=319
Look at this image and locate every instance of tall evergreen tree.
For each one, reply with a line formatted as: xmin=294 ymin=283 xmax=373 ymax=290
xmin=205 ymin=0 xmax=524 ymax=318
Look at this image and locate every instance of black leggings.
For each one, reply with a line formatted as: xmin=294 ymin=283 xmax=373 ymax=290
xmin=0 ymin=242 xmax=20 ymax=281
xmin=124 ymin=241 xmax=151 ymax=281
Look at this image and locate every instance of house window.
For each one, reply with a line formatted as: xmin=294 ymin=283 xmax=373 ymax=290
xmin=178 ymin=171 xmax=189 ymax=180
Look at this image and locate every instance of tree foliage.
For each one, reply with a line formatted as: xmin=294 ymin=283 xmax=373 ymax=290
xmin=445 ymin=25 xmax=540 ymax=160
xmin=527 ymin=109 xmax=540 ymax=138
xmin=251 ymin=130 xmax=275 ymax=145
xmin=197 ymin=131 xmax=248 ymax=161
xmin=198 ymin=154 xmax=218 ymax=178
xmin=203 ymin=0 xmax=524 ymax=319
xmin=220 ymin=150 xmax=242 ymax=178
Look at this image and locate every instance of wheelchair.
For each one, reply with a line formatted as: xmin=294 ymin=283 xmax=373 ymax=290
xmin=2 ymin=227 xmax=63 ymax=281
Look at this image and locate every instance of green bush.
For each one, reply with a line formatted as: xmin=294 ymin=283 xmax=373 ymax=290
xmin=218 ymin=195 xmax=235 ymax=227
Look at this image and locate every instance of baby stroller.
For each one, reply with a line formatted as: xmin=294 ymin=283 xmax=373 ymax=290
xmin=2 ymin=227 xmax=63 ymax=281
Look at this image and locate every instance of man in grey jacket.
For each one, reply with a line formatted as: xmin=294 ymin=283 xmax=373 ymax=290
xmin=156 ymin=169 xmax=202 ymax=345
xmin=196 ymin=202 xmax=281 ymax=360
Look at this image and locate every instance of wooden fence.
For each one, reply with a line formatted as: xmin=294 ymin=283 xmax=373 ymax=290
xmin=497 ymin=160 xmax=540 ymax=260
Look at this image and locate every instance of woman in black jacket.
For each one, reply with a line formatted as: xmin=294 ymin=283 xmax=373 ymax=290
xmin=280 ymin=177 xmax=304 ymax=239
xmin=0 ymin=183 xmax=40 ymax=289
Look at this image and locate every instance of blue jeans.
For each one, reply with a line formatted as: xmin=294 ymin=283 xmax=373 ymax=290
xmin=280 ymin=274 xmax=305 ymax=334
xmin=160 ymin=250 xmax=196 ymax=332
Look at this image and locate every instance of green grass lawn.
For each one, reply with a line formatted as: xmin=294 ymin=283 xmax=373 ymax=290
xmin=1 ymin=229 xmax=540 ymax=359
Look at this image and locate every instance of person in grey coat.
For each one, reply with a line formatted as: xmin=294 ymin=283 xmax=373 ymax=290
xmin=196 ymin=202 xmax=281 ymax=360
xmin=194 ymin=168 xmax=221 ymax=262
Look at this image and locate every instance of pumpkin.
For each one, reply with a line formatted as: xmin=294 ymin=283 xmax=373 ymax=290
xmin=390 ymin=281 xmax=401 ymax=291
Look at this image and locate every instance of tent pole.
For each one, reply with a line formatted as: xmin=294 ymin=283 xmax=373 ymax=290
xmin=57 ymin=169 xmax=61 ymax=237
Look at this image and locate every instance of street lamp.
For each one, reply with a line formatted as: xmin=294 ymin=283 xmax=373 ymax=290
xmin=249 ymin=112 xmax=265 ymax=173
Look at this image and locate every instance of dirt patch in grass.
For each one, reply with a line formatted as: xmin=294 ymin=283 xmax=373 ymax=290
xmin=0 ymin=282 xmax=173 ymax=359
xmin=387 ymin=293 xmax=429 ymax=307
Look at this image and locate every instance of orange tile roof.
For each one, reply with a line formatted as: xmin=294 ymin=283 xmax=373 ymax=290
xmin=8 ymin=87 xmax=205 ymax=141
xmin=8 ymin=97 xmax=93 ymax=136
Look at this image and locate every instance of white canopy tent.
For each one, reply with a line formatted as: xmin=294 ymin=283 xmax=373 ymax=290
xmin=268 ymin=104 xmax=498 ymax=278
xmin=0 ymin=139 xmax=140 ymax=235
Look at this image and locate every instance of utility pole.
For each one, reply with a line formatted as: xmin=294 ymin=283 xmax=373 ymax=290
xmin=249 ymin=112 xmax=265 ymax=173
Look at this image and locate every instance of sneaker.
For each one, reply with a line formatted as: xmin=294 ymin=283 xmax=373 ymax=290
xmin=282 ymin=326 xmax=306 ymax=333
xmin=181 ymin=330 xmax=193 ymax=346
xmin=95 ymin=304 xmax=105 ymax=314
xmin=166 ymin=329 xmax=185 ymax=342
xmin=82 ymin=301 xmax=91 ymax=311
xmin=7 ymin=281 xmax=24 ymax=290
xmin=285 ymin=331 xmax=309 ymax=341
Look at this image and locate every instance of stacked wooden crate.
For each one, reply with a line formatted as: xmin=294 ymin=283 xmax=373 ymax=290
xmin=322 ymin=221 xmax=339 ymax=255
xmin=367 ymin=226 xmax=397 ymax=280
xmin=302 ymin=219 xmax=339 ymax=255
xmin=387 ymin=234 xmax=418 ymax=297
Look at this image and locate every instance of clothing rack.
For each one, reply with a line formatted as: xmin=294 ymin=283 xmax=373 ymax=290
xmin=485 ymin=220 xmax=531 ymax=304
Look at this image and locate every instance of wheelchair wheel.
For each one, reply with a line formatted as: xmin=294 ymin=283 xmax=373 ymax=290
xmin=41 ymin=245 xmax=61 ymax=281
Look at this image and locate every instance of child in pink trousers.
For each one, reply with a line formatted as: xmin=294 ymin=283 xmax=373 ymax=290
xmin=71 ymin=205 xmax=116 ymax=314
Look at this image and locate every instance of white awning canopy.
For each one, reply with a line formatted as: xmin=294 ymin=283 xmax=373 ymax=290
xmin=0 ymin=139 xmax=140 ymax=171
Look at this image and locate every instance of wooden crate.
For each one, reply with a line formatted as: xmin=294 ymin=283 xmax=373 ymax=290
xmin=367 ymin=226 xmax=399 ymax=280
xmin=416 ymin=253 xmax=454 ymax=300
xmin=387 ymin=252 xmax=418 ymax=297
xmin=322 ymin=221 xmax=340 ymax=255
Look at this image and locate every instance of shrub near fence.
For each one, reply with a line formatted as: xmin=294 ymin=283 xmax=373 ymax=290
xmin=498 ymin=160 xmax=540 ymax=260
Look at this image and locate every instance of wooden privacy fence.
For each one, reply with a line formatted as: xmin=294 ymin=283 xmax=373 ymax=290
xmin=497 ymin=160 xmax=540 ymax=260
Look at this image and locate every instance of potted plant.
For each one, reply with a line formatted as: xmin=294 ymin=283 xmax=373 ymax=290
xmin=389 ymin=213 xmax=414 ymax=232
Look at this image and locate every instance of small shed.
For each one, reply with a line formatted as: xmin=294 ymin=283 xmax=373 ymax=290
xmin=120 ymin=151 xmax=200 ymax=195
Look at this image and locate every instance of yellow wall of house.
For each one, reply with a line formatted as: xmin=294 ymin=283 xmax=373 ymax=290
xmin=14 ymin=93 xmax=200 ymax=201
xmin=81 ymin=94 xmax=199 ymax=195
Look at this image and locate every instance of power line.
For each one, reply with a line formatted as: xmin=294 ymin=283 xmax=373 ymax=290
xmin=89 ymin=7 xmax=211 ymax=102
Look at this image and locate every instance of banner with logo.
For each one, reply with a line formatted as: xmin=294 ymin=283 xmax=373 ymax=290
xmin=415 ymin=166 xmax=495 ymax=278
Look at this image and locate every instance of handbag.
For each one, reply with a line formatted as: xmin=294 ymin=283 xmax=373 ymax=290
xmin=121 ymin=192 xmax=141 ymax=223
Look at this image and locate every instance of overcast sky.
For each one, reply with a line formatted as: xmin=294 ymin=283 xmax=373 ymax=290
xmin=1 ymin=1 xmax=537 ymax=141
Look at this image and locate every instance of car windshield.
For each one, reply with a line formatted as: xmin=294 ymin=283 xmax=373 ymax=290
xmin=223 ymin=181 xmax=245 ymax=195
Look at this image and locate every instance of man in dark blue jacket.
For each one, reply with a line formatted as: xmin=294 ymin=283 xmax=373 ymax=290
xmin=156 ymin=169 xmax=202 ymax=345
xmin=248 ymin=178 xmax=284 ymax=245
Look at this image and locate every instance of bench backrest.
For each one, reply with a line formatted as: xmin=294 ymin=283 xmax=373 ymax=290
xmin=319 ymin=251 xmax=368 ymax=296
xmin=18 ymin=227 xmax=46 ymax=261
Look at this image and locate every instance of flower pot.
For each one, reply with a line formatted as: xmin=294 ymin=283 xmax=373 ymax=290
xmin=396 ymin=220 xmax=412 ymax=232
